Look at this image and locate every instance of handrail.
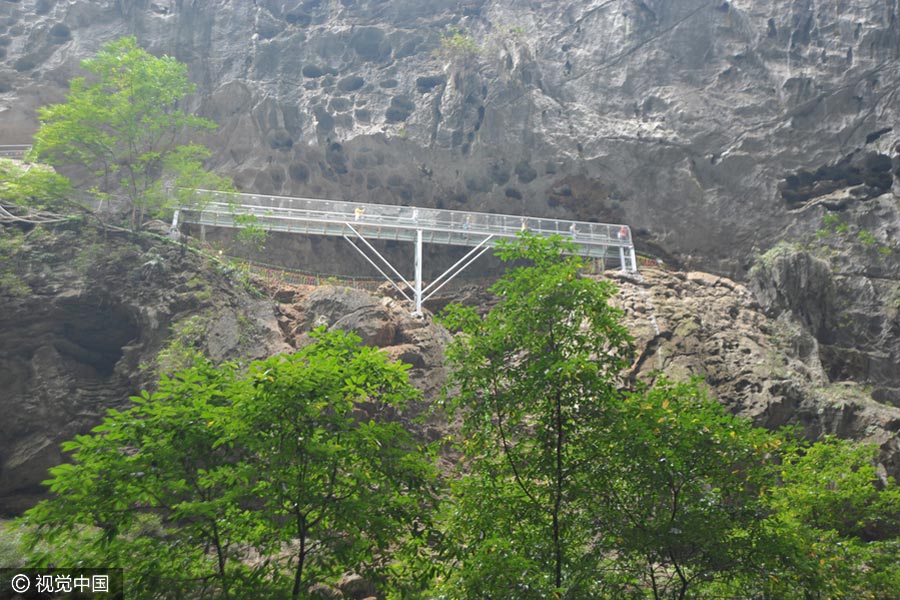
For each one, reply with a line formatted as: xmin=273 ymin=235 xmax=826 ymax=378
xmin=179 ymin=188 xmax=636 ymax=260
xmin=0 ymin=145 xmax=32 ymax=158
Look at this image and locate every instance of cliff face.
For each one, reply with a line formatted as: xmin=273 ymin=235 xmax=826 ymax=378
xmin=614 ymin=268 xmax=900 ymax=480
xmin=0 ymin=224 xmax=289 ymax=515
xmin=1 ymin=0 xmax=899 ymax=507
xmin=2 ymin=0 xmax=899 ymax=271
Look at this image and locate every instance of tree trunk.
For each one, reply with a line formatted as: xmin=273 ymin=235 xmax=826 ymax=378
xmin=553 ymin=386 xmax=564 ymax=591
xmin=291 ymin=511 xmax=307 ymax=600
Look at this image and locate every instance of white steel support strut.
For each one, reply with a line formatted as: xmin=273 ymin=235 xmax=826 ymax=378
xmin=342 ymin=224 xmax=493 ymax=316
xmin=421 ymin=235 xmax=494 ymax=304
xmin=343 ymin=225 xmax=414 ymax=304
xmin=343 ymin=235 xmax=413 ymax=304
xmin=415 ymin=228 xmax=423 ymax=315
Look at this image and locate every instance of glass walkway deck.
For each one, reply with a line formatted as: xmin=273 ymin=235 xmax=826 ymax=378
xmin=176 ymin=189 xmax=637 ymax=314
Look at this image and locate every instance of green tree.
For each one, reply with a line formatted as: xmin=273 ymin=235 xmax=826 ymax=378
xmin=29 ymin=37 xmax=227 ymax=229
xmin=20 ymin=330 xmax=437 ymax=599
xmin=21 ymin=361 xmax=258 ymax=599
xmin=235 ymin=329 xmax=438 ymax=599
xmin=435 ymin=235 xmax=836 ymax=600
xmin=438 ymin=233 xmax=634 ymax=598
xmin=599 ymin=379 xmax=782 ymax=599
xmin=744 ymin=437 xmax=900 ymax=599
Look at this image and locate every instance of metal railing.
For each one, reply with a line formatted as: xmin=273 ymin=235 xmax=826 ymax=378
xmin=0 ymin=145 xmax=32 ymax=159
xmin=179 ymin=189 xmax=636 ymax=263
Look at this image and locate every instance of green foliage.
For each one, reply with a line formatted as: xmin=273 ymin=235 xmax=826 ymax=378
xmin=0 ymin=271 xmax=31 ymax=297
xmin=0 ymin=226 xmax=26 ymax=257
xmin=503 ymin=24 xmax=527 ymax=37
xmin=199 ymin=208 xmax=269 ymax=261
xmin=232 ymin=212 xmax=269 ymax=252
xmin=21 ymin=361 xmax=256 ymax=598
xmin=732 ymin=438 xmax=900 ymax=599
xmin=816 ymin=213 xmax=850 ymax=239
xmin=20 ymin=330 xmax=437 ymax=600
xmin=599 ymin=379 xmax=783 ymax=598
xmin=0 ymin=226 xmax=31 ymax=297
xmin=490 ymin=20 xmax=527 ymax=39
xmin=437 ymin=27 xmax=481 ymax=62
xmin=857 ymin=228 xmax=877 ymax=246
xmin=185 ymin=275 xmax=213 ymax=303
xmin=152 ymin=313 xmax=211 ymax=375
xmin=165 ymin=144 xmax=235 ymax=216
xmin=0 ymin=159 xmax=72 ymax=211
xmin=813 ymin=213 xmax=893 ymax=257
xmin=0 ymin=521 xmax=27 ymax=568
xmin=29 ymin=37 xmax=225 ymax=229
xmin=72 ymin=227 xmax=100 ymax=263
xmin=215 ymin=258 xmax=267 ymax=299
xmin=235 ymin=329 xmax=438 ymax=597
xmin=774 ymin=439 xmax=900 ymax=540
xmin=751 ymin=240 xmax=801 ymax=274
xmin=821 ymin=213 xmax=842 ymax=229
xmin=438 ymin=233 xmax=634 ymax=598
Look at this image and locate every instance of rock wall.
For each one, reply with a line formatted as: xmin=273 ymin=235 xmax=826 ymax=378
xmin=0 ymin=223 xmax=288 ymax=515
xmin=750 ymin=193 xmax=900 ymax=407
xmin=2 ymin=0 xmax=900 ymax=275
xmin=614 ymin=267 xmax=900 ymax=479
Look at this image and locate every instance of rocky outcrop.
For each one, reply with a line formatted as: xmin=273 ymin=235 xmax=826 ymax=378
xmin=0 ymin=222 xmax=288 ymax=515
xmin=613 ymin=267 xmax=900 ymax=479
xmin=752 ymin=247 xmax=900 ymax=406
xmin=273 ymin=283 xmax=452 ymax=406
xmin=750 ymin=192 xmax=900 ymax=407
xmin=2 ymin=0 xmax=900 ymax=277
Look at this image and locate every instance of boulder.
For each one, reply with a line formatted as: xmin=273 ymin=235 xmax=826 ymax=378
xmin=308 ymin=583 xmax=343 ymax=600
xmin=337 ymin=574 xmax=376 ymax=600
